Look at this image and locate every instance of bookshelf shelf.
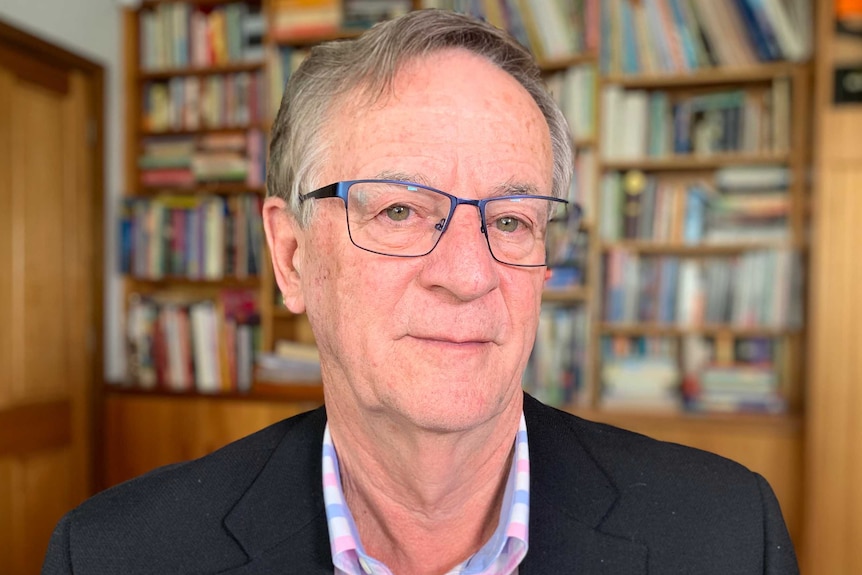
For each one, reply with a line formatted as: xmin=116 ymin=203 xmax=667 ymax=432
xmin=139 ymin=125 xmax=266 ymax=137
xmin=141 ymin=0 xmax=261 ymax=6
xmin=272 ymin=307 xmax=295 ymax=319
xmin=601 ymin=153 xmax=791 ymax=172
xmin=570 ymin=405 xmax=802 ymax=431
xmin=602 ymin=62 xmax=805 ymax=89
xmin=268 ymin=29 xmax=367 ymax=47
xmin=139 ymin=61 xmax=264 ymax=80
xmin=599 ymin=323 xmax=802 ymax=338
xmin=600 ymin=241 xmax=790 ymax=255
xmin=104 ymin=382 xmax=324 ymax=402
xmin=127 ymin=276 xmax=261 ymax=289
xmin=542 ymin=286 xmax=588 ymax=303
xmin=539 ymin=53 xmax=597 ymax=73
xmin=137 ymin=184 xmax=266 ymax=195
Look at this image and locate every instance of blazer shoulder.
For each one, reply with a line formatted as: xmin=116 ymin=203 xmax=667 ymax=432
xmin=49 ymin=407 xmax=327 ymax=574
xmin=524 ymin=394 xmax=753 ymax=481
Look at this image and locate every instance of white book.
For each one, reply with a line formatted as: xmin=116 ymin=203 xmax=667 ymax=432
xmin=191 ymin=301 xmax=221 ymax=393
xmin=601 ymin=85 xmax=625 ymax=160
xmin=621 ymin=90 xmax=649 ymax=159
xmin=760 ymin=0 xmax=808 ymax=61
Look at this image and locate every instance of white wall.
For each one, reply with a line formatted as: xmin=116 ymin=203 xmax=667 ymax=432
xmin=0 ymin=0 xmax=127 ymax=380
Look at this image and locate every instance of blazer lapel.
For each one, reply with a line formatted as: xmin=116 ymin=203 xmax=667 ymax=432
xmin=220 ymin=407 xmax=334 ymax=574
xmin=521 ymin=395 xmax=648 ymax=574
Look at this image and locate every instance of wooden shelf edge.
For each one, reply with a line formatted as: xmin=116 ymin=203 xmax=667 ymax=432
xmin=567 ymin=405 xmax=803 ymax=432
xmin=601 ymin=152 xmax=791 ymax=171
xmin=138 ymin=61 xmax=264 ymax=80
xmin=599 ymin=240 xmax=797 ymax=254
xmin=602 ymin=62 xmax=809 ymax=88
xmin=598 ymin=323 xmax=803 ymax=337
xmin=135 ymin=184 xmax=266 ymax=196
xmin=539 ymin=52 xmax=597 ymax=72
xmin=104 ymin=382 xmax=325 ymax=403
xmin=125 ymin=276 xmax=262 ymax=289
xmin=542 ymin=286 xmax=588 ymax=303
xmin=102 ymin=384 xmax=800 ymax=432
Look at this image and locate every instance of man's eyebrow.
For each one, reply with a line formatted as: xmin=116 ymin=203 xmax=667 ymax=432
xmin=374 ymin=170 xmax=433 ymax=187
xmin=373 ymin=172 xmax=542 ymax=197
xmin=491 ymin=181 xmax=541 ymax=197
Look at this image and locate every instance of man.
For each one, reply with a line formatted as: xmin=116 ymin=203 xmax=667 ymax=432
xmin=43 ymin=9 xmax=798 ymax=575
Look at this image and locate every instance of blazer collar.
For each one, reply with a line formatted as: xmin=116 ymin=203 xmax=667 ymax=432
xmin=220 ymin=398 xmax=647 ymax=574
xmin=521 ymin=394 xmax=648 ymax=574
xmin=222 ymin=407 xmax=334 ymax=574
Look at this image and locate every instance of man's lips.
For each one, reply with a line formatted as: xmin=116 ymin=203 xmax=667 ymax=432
xmin=406 ymin=334 xmax=494 ymax=345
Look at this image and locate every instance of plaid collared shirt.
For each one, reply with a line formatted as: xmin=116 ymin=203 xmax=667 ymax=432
xmin=322 ymin=413 xmax=530 ymax=575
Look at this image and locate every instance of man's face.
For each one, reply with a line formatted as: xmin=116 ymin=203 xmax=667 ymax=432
xmin=287 ymin=49 xmax=554 ymax=431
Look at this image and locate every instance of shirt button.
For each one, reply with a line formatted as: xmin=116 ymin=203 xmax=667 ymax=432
xmin=358 ymin=557 xmax=373 ymax=574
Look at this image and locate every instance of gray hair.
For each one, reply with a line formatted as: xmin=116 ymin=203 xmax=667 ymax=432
xmin=266 ymin=9 xmax=575 ymax=226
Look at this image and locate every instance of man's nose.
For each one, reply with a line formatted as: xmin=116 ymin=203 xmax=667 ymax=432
xmin=419 ymin=204 xmax=500 ymax=301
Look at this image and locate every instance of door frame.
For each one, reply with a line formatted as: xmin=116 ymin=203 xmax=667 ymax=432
xmin=0 ymin=17 xmax=105 ymax=495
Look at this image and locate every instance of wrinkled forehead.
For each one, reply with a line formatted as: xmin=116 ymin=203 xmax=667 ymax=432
xmin=320 ymin=49 xmax=553 ymax=188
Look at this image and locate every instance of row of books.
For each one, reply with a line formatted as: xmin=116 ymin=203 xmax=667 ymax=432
xmin=601 ymin=80 xmax=791 ymax=160
xmin=139 ymin=2 xmax=265 ymax=70
xmin=602 ymin=248 xmax=804 ymax=328
xmin=546 ymin=63 xmax=597 ymax=144
xmin=269 ymin=0 xmax=411 ymax=40
xmin=600 ymin=335 xmax=788 ymax=413
xmin=600 ymin=0 xmax=812 ymax=76
xmin=138 ymin=131 xmax=267 ymax=188
xmin=125 ymin=290 xmax=260 ymax=393
xmin=599 ymin=167 xmax=792 ymax=243
xmin=267 ymin=46 xmax=308 ymax=118
xmin=256 ymin=340 xmax=322 ymax=384
xmin=142 ymin=71 xmax=266 ymax=133
xmin=119 ymin=194 xmax=264 ymax=281
xmin=523 ymin=304 xmax=588 ymax=407
xmin=421 ymin=0 xmax=600 ymax=62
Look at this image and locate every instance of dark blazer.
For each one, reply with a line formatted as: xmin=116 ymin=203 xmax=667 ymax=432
xmin=42 ymin=394 xmax=798 ymax=574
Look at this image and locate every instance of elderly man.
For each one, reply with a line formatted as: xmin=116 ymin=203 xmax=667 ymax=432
xmin=43 ymin=9 xmax=798 ymax=575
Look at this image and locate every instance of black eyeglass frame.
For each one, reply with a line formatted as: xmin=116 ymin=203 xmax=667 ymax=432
xmin=299 ymin=179 xmax=583 ymax=268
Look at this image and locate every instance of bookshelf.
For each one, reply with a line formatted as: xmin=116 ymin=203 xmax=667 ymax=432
xmin=107 ymin=0 xmax=813 ymax=546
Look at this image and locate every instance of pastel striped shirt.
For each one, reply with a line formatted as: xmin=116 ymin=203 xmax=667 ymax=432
xmin=322 ymin=413 xmax=530 ymax=575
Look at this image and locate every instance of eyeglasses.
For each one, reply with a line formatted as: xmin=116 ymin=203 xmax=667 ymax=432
xmin=299 ymin=180 xmax=582 ymax=267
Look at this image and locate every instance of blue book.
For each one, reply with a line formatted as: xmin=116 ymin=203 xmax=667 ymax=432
xmin=739 ymin=0 xmax=782 ymax=60
xmin=683 ymin=185 xmax=707 ymax=244
xmin=620 ymin=0 xmax=641 ymax=74
xmin=668 ymin=0 xmax=699 ymax=69
xmin=673 ymin=101 xmax=693 ymax=154
xmin=733 ymin=0 xmax=777 ymax=61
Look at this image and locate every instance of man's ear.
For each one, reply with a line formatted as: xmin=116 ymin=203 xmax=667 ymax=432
xmin=262 ymin=196 xmax=306 ymax=314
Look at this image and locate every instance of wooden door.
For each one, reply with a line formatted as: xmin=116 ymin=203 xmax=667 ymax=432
xmin=0 ymin=22 xmax=102 ymax=574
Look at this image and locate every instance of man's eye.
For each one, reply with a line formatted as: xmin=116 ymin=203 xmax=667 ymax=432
xmin=385 ymin=205 xmax=411 ymax=221
xmin=495 ymin=216 xmax=521 ymax=232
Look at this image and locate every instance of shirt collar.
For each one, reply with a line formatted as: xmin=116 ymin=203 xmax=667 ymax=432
xmin=322 ymin=413 xmax=530 ymax=575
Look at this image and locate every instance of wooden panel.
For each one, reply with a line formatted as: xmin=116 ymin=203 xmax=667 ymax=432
xmin=805 ymin=159 xmax=862 ymax=574
xmin=0 ymin=43 xmax=68 ymax=94
xmin=14 ymin=76 xmax=70 ymax=404
xmin=0 ymin=402 xmax=70 ymax=456
xmin=103 ymin=395 xmax=321 ymax=486
xmin=0 ymin=450 xmax=74 ymax=574
xmin=0 ymin=68 xmax=12 ymax=411
xmin=63 ymin=71 xmax=97 ymax=503
xmin=803 ymin=1 xmax=862 ymax=570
